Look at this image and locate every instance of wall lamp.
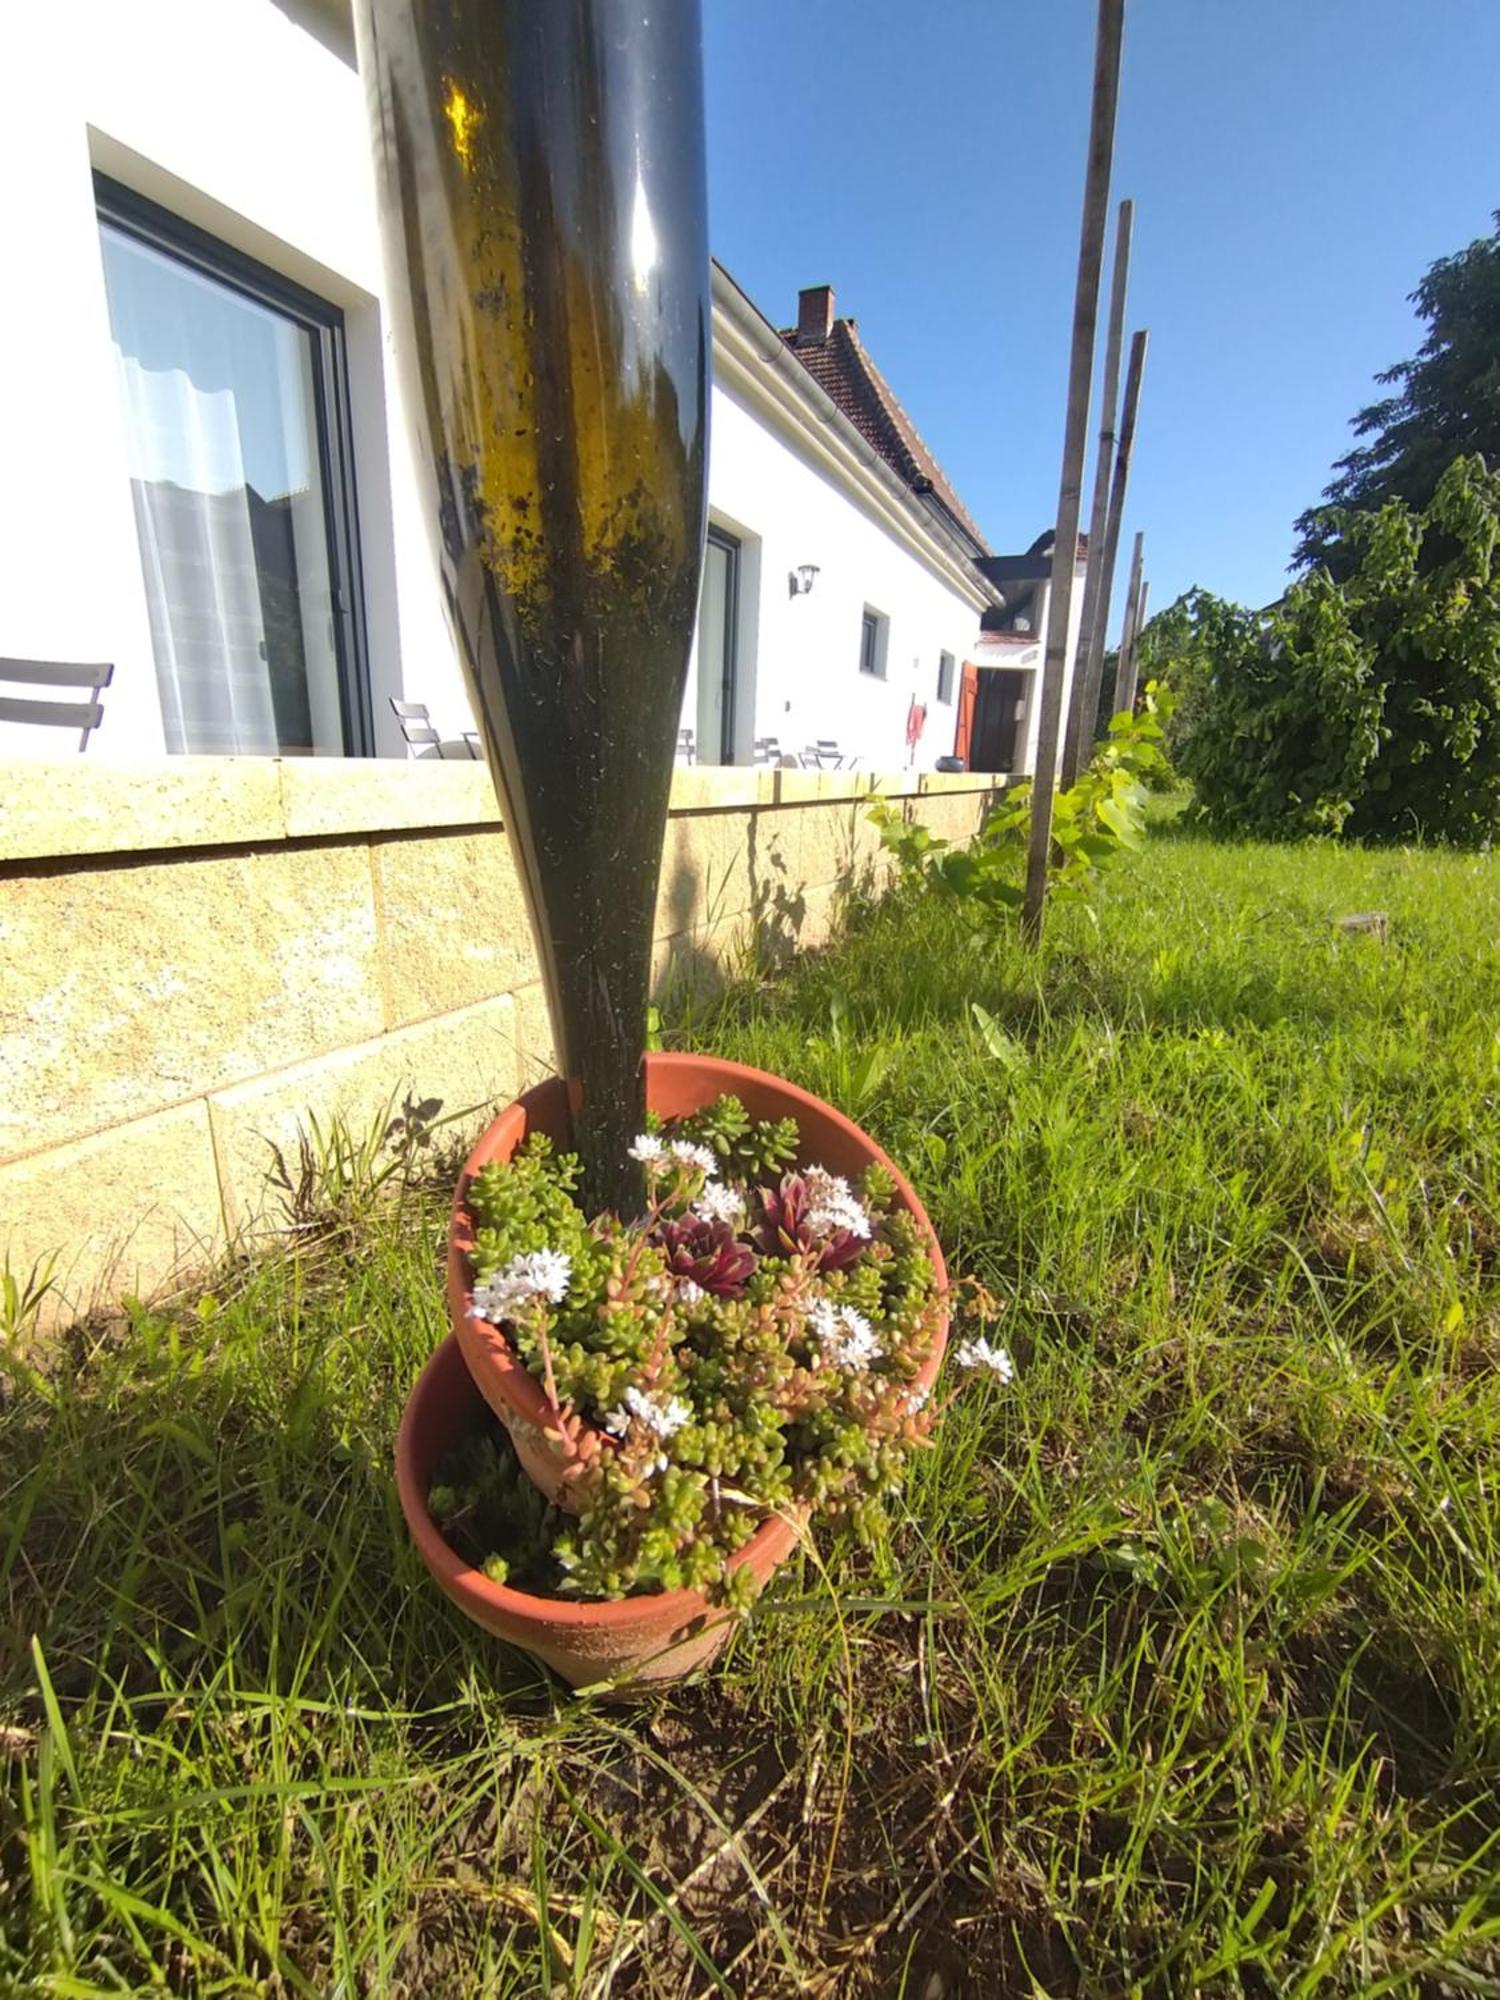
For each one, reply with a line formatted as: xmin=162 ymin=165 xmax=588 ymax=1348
xmin=788 ymin=562 xmax=820 ymax=598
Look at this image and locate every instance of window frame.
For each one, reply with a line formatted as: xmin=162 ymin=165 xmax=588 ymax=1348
xmin=858 ymin=607 xmax=887 ymax=679
xmin=937 ymin=649 xmax=956 ymax=704
xmin=702 ymin=523 xmax=742 ymax=762
xmin=94 ymin=172 xmax=374 ymax=757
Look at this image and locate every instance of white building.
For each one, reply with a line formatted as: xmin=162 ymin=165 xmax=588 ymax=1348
xmin=0 ymin=0 xmax=1091 ymax=778
xmin=958 ymin=531 xmax=1090 ymax=776
xmin=680 ymin=273 xmax=998 ymax=770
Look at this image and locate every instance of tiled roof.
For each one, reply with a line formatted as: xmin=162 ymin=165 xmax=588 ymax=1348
xmin=780 ymin=316 xmax=990 ymax=552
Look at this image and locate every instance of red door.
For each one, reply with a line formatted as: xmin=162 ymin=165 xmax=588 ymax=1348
xmin=954 ymin=663 xmax=979 ymax=764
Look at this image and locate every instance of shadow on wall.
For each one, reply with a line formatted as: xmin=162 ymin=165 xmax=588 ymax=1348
xmin=651 ymin=808 xmax=890 ymax=1019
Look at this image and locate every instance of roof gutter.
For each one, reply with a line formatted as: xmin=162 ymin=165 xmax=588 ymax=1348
xmin=710 ymin=263 xmax=1003 ymax=613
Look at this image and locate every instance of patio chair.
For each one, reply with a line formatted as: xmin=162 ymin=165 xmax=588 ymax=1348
xmin=676 ymin=726 xmax=696 ymax=765
xmin=390 ymin=697 xmax=479 ymax=760
xmin=753 ymin=735 xmax=783 ymax=765
xmin=390 ymin=698 xmax=441 ymax=754
xmin=0 ymin=657 xmax=115 ymax=750
xmin=799 ymin=739 xmax=846 ymax=770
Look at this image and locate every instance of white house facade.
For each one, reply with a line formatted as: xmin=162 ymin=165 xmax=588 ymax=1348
xmin=0 ymin=0 xmax=1071 ymax=781
xmin=685 ymin=269 xmax=996 ymax=771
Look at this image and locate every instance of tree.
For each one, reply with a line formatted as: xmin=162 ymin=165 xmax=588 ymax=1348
xmin=1183 ymin=456 xmax=1500 ymax=845
xmin=1127 ymin=588 xmax=1258 ymax=770
xmin=1295 ymin=215 xmax=1500 ymax=574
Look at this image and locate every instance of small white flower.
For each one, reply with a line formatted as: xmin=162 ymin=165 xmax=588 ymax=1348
xmin=520 ymin=1248 xmax=572 ymax=1301
xmin=669 ymin=1139 xmax=718 ymax=1176
xmin=807 ymin=1296 xmax=883 ymax=1371
xmin=469 ymin=1247 xmax=572 ymax=1320
xmin=628 ymin=1133 xmax=670 ymax=1169
xmin=806 ymin=1296 xmax=839 ymax=1343
xmin=907 ymin=1381 xmax=932 ymax=1414
xmin=674 ymin=1276 xmax=707 ymax=1307
xmin=830 ymin=1313 xmax=882 ymax=1372
xmin=619 ymin=1384 xmax=693 ymax=1440
xmin=802 ymin=1165 xmax=873 ymax=1242
xmin=954 ymin=1336 xmax=1015 ymax=1383
xmin=693 ymin=1180 xmax=745 ymax=1227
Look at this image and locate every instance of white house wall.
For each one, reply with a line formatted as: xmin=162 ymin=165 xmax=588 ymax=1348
xmin=683 ymin=381 xmax=977 ymax=770
xmin=0 ymin=0 xmax=456 ymax=762
xmin=0 ymin=0 xmax=986 ymax=773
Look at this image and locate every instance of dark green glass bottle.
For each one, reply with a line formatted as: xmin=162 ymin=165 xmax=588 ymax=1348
xmin=355 ymin=0 xmax=709 ymax=1213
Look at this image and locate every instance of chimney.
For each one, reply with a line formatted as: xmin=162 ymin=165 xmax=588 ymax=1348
xmin=797 ymin=284 xmax=834 ymax=343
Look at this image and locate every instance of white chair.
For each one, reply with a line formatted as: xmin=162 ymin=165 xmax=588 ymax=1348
xmin=0 ymin=657 xmax=114 ymax=750
xmin=390 ymin=698 xmax=481 ymax=760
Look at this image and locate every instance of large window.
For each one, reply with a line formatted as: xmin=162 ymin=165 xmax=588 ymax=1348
xmin=96 ymin=176 xmax=370 ymax=756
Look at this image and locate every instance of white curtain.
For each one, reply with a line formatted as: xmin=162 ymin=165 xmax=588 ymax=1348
xmin=100 ymin=223 xmax=341 ymax=757
xmin=113 ymin=351 xmax=278 ymax=755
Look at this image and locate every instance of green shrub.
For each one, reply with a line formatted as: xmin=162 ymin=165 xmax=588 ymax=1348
xmin=1173 ymin=455 xmax=1500 ymax=845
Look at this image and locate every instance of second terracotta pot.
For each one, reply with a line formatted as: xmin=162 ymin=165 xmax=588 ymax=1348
xmin=396 ymin=1334 xmax=800 ymax=1688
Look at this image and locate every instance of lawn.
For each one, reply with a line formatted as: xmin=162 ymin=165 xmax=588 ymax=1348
xmin=5 ymin=823 xmax=1500 ymax=1996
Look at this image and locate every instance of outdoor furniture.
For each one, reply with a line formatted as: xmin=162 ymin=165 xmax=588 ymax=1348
xmin=676 ymin=726 xmax=696 ymax=764
xmin=390 ymin=697 xmax=480 ymax=759
xmin=390 ymin=698 xmax=441 ymax=754
xmin=0 ymin=657 xmax=114 ymax=750
xmin=799 ymin=739 xmax=849 ymax=770
xmin=753 ymin=735 xmax=783 ymax=765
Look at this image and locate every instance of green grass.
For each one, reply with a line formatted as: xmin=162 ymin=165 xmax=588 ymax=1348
xmin=5 ymin=825 xmax=1500 ymax=1995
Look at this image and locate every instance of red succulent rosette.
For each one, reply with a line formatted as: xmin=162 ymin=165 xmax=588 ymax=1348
xmin=653 ymin=1215 xmax=758 ymax=1298
xmin=756 ymin=1173 xmax=867 ymax=1273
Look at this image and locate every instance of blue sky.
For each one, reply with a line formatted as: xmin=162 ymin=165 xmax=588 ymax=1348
xmin=702 ymin=0 xmax=1500 ymax=624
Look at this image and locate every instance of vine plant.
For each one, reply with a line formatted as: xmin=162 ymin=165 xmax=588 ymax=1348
xmin=869 ymin=682 xmax=1177 ymax=928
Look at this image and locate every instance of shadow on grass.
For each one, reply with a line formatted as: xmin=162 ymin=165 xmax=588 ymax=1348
xmin=0 ymin=1221 xmax=554 ymax=1729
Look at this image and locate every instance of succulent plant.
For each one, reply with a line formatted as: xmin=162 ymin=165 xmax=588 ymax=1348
xmin=437 ymin=1095 xmax=1007 ymax=1604
xmin=757 ymin=1172 xmax=868 ymax=1274
xmin=652 ymin=1214 xmax=758 ymax=1297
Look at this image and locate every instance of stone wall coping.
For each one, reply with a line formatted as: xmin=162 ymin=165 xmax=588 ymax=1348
xmin=0 ymin=756 xmax=997 ymax=865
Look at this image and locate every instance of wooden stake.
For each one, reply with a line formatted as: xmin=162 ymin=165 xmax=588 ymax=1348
xmin=1022 ymin=0 xmax=1127 ymax=944
xmin=1118 ymin=574 xmax=1151 ymax=714
xmin=1070 ymin=326 xmax=1148 ymax=763
xmin=1060 ymin=198 xmax=1133 ymax=788
xmin=1112 ymin=531 xmax=1144 ymax=714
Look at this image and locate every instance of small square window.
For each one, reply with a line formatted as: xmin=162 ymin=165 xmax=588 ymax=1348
xmin=937 ymin=650 xmax=955 ymax=703
xmin=859 ymin=608 xmax=886 ymax=677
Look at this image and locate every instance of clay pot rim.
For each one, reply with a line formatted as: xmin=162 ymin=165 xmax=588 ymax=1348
xmin=447 ymin=1050 xmax=951 ymax=1445
xmin=396 ymin=1333 xmax=804 ymax=1632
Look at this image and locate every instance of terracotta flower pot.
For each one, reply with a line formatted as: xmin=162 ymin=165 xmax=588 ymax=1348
xmin=449 ymin=1052 xmax=951 ymax=1508
xmin=396 ymin=1333 xmax=802 ymax=1687
xmin=400 ymin=1053 xmax=950 ymax=1686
